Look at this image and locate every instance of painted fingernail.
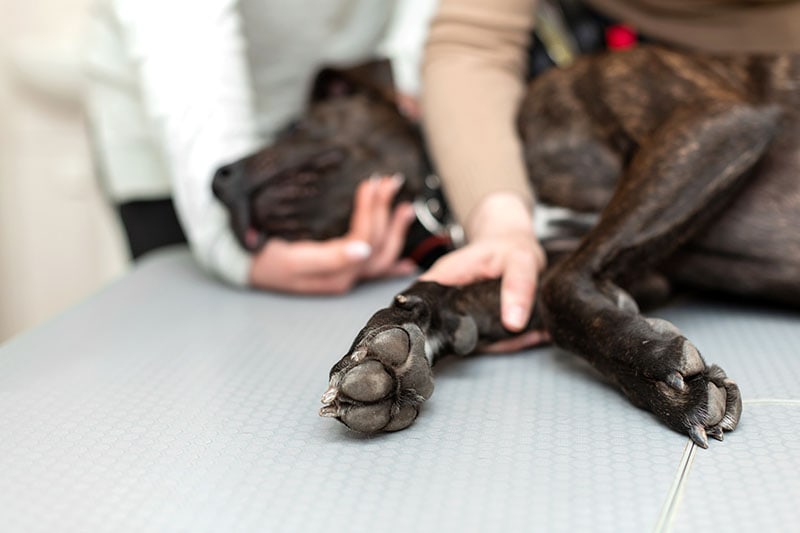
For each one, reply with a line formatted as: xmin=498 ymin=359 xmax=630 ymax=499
xmin=345 ymin=240 xmax=372 ymax=260
xmin=399 ymin=202 xmax=415 ymax=220
xmin=504 ymin=304 xmax=527 ymax=330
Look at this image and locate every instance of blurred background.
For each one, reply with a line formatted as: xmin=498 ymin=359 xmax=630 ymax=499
xmin=0 ymin=0 xmax=129 ymax=342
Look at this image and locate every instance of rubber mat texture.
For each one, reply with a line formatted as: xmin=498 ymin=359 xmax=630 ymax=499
xmin=0 ymin=248 xmax=797 ymax=532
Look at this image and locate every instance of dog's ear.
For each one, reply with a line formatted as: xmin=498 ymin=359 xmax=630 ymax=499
xmin=309 ymin=59 xmax=396 ymax=104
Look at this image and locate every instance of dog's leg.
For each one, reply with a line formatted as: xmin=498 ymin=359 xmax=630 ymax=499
xmin=539 ymin=101 xmax=781 ymax=447
xmin=320 ymin=279 xmax=531 ymax=432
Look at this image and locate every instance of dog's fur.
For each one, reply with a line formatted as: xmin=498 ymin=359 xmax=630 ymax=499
xmin=213 ymin=45 xmax=800 ymax=447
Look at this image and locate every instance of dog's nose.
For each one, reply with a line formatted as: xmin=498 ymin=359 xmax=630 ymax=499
xmin=214 ymin=162 xmax=240 ymax=182
xmin=212 ymin=161 xmax=245 ymax=200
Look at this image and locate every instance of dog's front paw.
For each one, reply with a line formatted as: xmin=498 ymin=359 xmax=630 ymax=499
xmin=320 ymin=325 xmax=434 ymax=433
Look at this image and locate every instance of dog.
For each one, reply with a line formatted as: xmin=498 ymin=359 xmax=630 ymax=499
xmin=212 ymin=46 xmax=800 ymax=448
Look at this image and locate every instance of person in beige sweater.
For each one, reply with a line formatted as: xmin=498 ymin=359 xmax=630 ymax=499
xmin=420 ymin=0 xmax=800 ymax=341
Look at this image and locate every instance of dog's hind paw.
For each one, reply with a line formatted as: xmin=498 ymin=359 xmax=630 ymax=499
xmin=320 ymin=325 xmax=434 ymax=433
xmin=665 ymin=363 xmax=742 ymax=448
xmin=621 ymin=325 xmax=743 ymax=448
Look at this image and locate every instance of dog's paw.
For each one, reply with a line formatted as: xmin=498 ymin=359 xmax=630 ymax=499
xmin=320 ymin=325 xmax=434 ymax=433
xmin=657 ymin=363 xmax=742 ymax=448
xmin=623 ymin=318 xmax=742 ymax=448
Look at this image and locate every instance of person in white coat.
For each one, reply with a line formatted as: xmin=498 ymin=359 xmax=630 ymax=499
xmin=84 ymin=0 xmax=436 ymax=293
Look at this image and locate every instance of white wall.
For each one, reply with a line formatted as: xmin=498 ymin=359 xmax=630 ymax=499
xmin=0 ymin=0 xmax=129 ymax=342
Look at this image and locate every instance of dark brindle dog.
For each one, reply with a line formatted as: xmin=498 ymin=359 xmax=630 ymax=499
xmin=213 ymin=46 xmax=800 ymax=448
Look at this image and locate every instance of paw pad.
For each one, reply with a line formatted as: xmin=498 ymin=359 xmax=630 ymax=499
xmin=321 ymin=325 xmax=434 ymax=433
xmin=340 ymin=360 xmax=393 ymax=402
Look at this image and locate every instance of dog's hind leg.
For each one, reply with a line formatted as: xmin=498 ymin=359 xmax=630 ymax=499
xmin=538 ymin=100 xmax=781 ymax=447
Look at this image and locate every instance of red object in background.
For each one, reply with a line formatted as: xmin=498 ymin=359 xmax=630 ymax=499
xmin=606 ymin=24 xmax=638 ymax=51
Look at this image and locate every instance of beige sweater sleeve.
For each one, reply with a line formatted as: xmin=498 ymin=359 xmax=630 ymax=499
xmin=422 ymin=0 xmax=538 ymax=228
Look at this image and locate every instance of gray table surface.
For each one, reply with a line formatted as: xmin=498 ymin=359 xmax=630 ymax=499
xmin=1 ymin=247 xmax=798 ymax=532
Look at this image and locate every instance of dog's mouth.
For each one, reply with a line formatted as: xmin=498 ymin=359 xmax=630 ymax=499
xmin=241 ymin=225 xmax=267 ymax=252
xmin=229 ymin=207 xmax=267 ymax=254
xmin=213 ymin=146 xmax=349 ymax=252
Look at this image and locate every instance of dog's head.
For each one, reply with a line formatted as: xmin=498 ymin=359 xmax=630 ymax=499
xmin=212 ymin=60 xmax=428 ymax=251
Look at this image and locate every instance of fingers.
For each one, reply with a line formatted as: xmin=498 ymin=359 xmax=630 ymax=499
xmin=284 ymin=271 xmax=358 ymax=295
xmin=346 ymin=177 xmax=378 ymax=242
xmin=265 ymin=238 xmax=371 ymax=276
xmin=347 ymin=177 xmax=379 ymax=242
xmin=346 ymin=174 xmax=404 ymax=245
xmin=483 ymin=330 xmax=552 ymax=353
xmin=299 ymin=255 xmax=417 ymax=294
xmin=384 ymin=259 xmax=419 ymax=278
xmin=361 ymin=202 xmax=416 ymax=278
xmin=249 ymin=173 xmax=416 ymax=293
xmin=396 ymin=92 xmax=421 ymax=121
xmin=500 ymin=249 xmax=538 ymax=331
xmin=420 ymin=227 xmax=548 ymax=333
xmin=424 ymin=247 xmax=538 ymax=331
xmin=366 ymin=175 xmax=403 ymax=246
xmin=250 ymin=245 xmax=415 ymax=294
xmin=348 ymin=174 xmax=415 ymax=279
xmin=266 ymin=172 xmax=407 ymax=276
xmin=248 ymin=238 xmax=364 ymax=291
xmin=419 ymin=246 xmax=497 ymax=285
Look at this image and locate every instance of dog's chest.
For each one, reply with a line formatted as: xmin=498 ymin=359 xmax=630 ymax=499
xmin=534 ymin=203 xmax=599 ymax=242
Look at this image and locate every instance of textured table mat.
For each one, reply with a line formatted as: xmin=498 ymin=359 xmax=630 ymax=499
xmin=1 ymin=247 xmax=798 ymax=532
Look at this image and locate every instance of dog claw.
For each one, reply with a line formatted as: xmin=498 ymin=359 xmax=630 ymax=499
xmin=707 ymin=425 xmax=724 ymax=441
xmin=646 ymin=317 xmax=681 ymax=336
xmin=319 ymin=405 xmax=339 ymax=418
xmin=321 ymin=386 xmax=338 ymax=404
xmin=665 ymin=371 xmax=686 ymax=392
xmin=350 ymin=348 xmax=367 ymax=362
xmin=689 ymin=425 xmax=709 ymax=449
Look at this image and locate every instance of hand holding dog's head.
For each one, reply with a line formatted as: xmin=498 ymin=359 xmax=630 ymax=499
xmin=212 ymin=60 xmax=427 ymax=252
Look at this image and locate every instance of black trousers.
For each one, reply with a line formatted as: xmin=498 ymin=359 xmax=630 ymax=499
xmin=117 ymin=199 xmax=187 ymax=259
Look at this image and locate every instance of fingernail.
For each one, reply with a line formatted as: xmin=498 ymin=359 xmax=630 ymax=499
xmin=390 ymin=173 xmax=406 ymax=192
xmin=345 ymin=240 xmax=372 ymax=260
xmin=504 ymin=304 xmax=527 ymax=330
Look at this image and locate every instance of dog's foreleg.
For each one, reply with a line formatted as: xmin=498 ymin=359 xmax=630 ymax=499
xmin=320 ymin=279 xmax=541 ymax=433
xmin=539 ymin=100 xmax=781 ymax=446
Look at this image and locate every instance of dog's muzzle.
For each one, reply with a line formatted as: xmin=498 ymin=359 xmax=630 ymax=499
xmin=212 ymin=161 xmax=270 ymax=252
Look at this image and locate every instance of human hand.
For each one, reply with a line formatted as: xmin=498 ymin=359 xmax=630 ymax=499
xmin=248 ymin=175 xmax=418 ymax=294
xmin=420 ymin=192 xmax=548 ymax=349
xmin=396 ymin=92 xmax=420 ymax=122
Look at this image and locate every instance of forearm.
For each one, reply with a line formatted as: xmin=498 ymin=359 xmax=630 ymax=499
xmin=114 ymin=0 xmax=259 ymax=284
xmin=421 ymin=0 xmax=538 ymax=235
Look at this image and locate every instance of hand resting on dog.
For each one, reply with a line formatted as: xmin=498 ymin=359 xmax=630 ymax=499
xmin=421 ymin=191 xmax=549 ymax=350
